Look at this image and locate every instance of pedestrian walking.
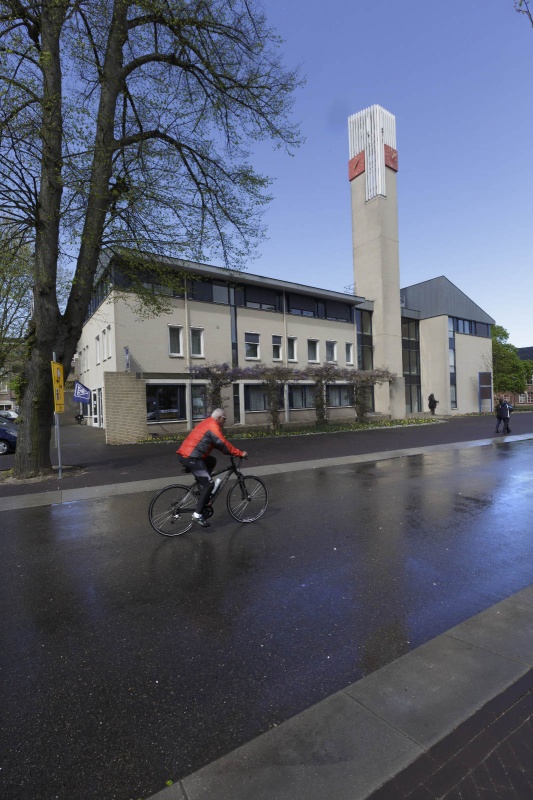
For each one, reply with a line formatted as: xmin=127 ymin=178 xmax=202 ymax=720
xmin=428 ymin=394 xmax=439 ymax=415
xmin=495 ymin=398 xmax=513 ymax=434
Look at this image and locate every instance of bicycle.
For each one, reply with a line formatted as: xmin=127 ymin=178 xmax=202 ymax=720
xmin=148 ymin=456 xmax=268 ymax=536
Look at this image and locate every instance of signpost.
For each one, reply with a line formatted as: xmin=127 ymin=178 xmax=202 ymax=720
xmin=51 ymin=357 xmax=64 ymax=479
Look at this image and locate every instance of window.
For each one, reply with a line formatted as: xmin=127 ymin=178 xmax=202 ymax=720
xmin=168 ymin=325 xmax=183 ymax=356
xmin=288 ymin=293 xmax=315 ymax=317
xmin=449 ymin=348 xmax=456 ymax=373
xmin=245 ymin=332 xmax=260 ymax=359
xmin=356 ymin=309 xmax=373 ymax=370
xmin=272 ymin=335 xmax=282 ymax=361
xmin=519 ymin=394 xmax=527 ymax=404
xmin=287 ymin=337 xmax=297 ymax=361
xmin=212 ymin=282 xmax=229 ymax=304
xmin=288 ymin=385 xmax=315 ymax=409
xmin=191 ymin=385 xmax=207 ymax=419
xmin=325 ymin=341 xmax=337 ymax=362
xmin=307 ymin=339 xmax=319 ymax=362
xmin=450 ymin=383 xmax=457 ymax=409
xmin=529 ymin=392 xmax=533 ymax=404
xmin=190 ymin=328 xmax=204 ymax=357
xmin=146 ymin=385 xmax=186 ymax=422
xmin=244 ymin=384 xmax=283 ymax=411
xmin=106 ymin=325 xmax=112 ymax=359
xmin=188 ymin=279 xmax=213 ymax=302
xmin=244 ymin=286 xmax=281 ymax=311
xmin=101 ymin=329 xmax=106 ymax=360
xmin=345 ymin=343 xmax=354 ymax=365
xmin=326 ymin=385 xmax=353 ymax=407
xmin=95 ymin=335 xmax=100 ymax=364
xmin=325 ymin=300 xmax=352 ymax=322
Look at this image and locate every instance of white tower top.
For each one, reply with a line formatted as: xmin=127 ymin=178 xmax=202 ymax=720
xmin=348 ymin=105 xmax=397 ymax=201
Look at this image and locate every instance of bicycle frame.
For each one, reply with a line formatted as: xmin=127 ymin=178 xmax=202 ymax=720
xmin=200 ymin=456 xmax=246 ymax=504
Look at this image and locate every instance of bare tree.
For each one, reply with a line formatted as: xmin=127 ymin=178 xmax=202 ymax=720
xmin=516 ymin=0 xmax=533 ymax=26
xmin=339 ymin=367 xmax=396 ymax=422
xmin=0 ymin=0 xmax=302 ymax=476
xmin=188 ymin=362 xmax=242 ymax=413
xmin=304 ymin=363 xmax=342 ymax=426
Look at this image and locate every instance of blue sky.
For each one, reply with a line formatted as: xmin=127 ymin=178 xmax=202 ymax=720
xmin=246 ymin=0 xmax=533 ymax=347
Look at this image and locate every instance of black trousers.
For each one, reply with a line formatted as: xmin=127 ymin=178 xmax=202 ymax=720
xmin=178 ymin=454 xmax=217 ymax=513
xmin=495 ymin=417 xmax=511 ymax=433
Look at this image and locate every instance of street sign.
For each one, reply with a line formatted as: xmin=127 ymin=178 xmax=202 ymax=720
xmin=73 ymin=380 xmax=91 ymax=404
xmin=51 ymin=361 xmax=64 ymax=413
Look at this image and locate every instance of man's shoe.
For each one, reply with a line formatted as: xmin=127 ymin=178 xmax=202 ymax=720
xmin=192 ymin=512 xmax=210 ymax=528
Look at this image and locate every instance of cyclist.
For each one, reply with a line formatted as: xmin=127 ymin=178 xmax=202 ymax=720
xmin=177 ymin=408 xmax=247 ymax=527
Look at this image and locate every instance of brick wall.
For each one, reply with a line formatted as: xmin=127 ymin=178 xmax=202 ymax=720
xmin=104 ymin=372 xmax=147 ymax=444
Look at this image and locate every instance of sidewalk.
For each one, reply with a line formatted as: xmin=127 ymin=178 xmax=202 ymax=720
xmin=3 ymin=416 xmax=533 ymax=799
xmin=148 ymin=585 xmax=533 ymax=800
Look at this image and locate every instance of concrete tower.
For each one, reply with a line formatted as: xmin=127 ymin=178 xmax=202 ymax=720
xmin=348 ymin=105 xmax=405 ymax=418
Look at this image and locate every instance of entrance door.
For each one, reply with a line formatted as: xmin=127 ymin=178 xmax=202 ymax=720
xmin=97 ymin=388 xmax=104 ymax=427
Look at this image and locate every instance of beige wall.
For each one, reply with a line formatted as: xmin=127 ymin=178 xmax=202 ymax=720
xmin=420 ymin=316 xmax=450 ymax=414
xmin=455 ymin=333 xmax=492 ymax=413
xmin=104 ymin=373 xmax=147 ymax=444
xmin=350 ymin=168 xmax=404 ymax=417
xmin=420 ymin=315 xmax=493 ymax=415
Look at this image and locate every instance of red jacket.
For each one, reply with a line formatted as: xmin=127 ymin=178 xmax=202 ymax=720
xmin=177 ymin=417 xmax=245 ymax=460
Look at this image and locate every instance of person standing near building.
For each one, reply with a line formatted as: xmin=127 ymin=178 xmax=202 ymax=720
xmin=428 ymin=394 xmax=439 ymax=415
xmin=495 ymin=398 xmax=513 ymax=434
xmin=177 ymin=408 xmax=247 ymax=527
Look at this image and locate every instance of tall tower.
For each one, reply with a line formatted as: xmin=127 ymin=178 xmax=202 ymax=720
xmin=348 ymin=105 xmax=405 ymax=418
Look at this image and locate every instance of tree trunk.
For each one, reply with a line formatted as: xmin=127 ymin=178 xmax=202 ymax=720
xmin=13 ymin=0 xmax=128 ymax=477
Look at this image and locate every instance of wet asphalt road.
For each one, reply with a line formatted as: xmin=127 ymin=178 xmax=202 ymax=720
xmin=2 ymin=439 xmax=533 ymax=800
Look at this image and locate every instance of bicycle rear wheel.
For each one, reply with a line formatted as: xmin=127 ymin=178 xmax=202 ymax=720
xmin=148 ymin=484 xmax=197 ymax=536
xmin=227 ymin=476 xmax=268 ymax=523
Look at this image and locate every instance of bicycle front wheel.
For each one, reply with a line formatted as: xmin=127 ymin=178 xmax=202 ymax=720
xmin=148 ymin=484 xmax=197 ymax=536
xmin=227 ymin=476 xmax=268 ymax=523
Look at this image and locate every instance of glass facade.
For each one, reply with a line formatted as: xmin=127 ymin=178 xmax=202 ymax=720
xmin=356 ymin=309 xmax=373 ymax=370
xmin=402 ymin=318 xmax=421 ymax=413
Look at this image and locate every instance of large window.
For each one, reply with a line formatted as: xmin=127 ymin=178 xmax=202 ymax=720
xmin=325 ymin=341 xmax=337 ymax=362
xmin=244 ymin=385 xmax=284 ymax=411
xmin=168 ymin=325 xmax=183 ymax=356
xmin=212 ymin=282 xmax=229 ymax=304
xmin=272 ymin=335 xmax=282 ymax=361
xmin=287 ymin=337 xmax=297 ymax=361
xmin=288 ymin=293 xmax=315 ymax=317
xmin=345 ymin=342 xmax=354 ymax=365
xmin=146 ymin=385 xmax=186 ymax=422
xmin=243 ymin=286 xmax=281 ymax=312
xmin=245 ymin=332 xmax=260 ymax=359
xmin=307 ymin=339 xmax=319 ymax=362
xmin=326 ymin=385 xmax=353 ymax=407
xmin=402 ymin=317 xmax=421 ymax=413
xmin=288 ymin=385 xmax=315 ymax=409
xmin=449 ymin=317 xmax=491 ymax=338
xmin=191 ymin=385 xmax=207 ymax=419
xmin=190 ymin=328 xmax=204 ymax=357
xmin=356 ymin=309 xmax=373 ymax=370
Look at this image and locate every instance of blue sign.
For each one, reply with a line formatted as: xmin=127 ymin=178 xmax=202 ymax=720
xmin=73 ymin=380 xmax=91 ymax=404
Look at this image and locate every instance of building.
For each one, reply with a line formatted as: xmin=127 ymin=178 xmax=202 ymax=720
xmin=75 ymin=256 xmax=370 ymax=442
xmin=76 ymin=105 xmax=495 ymax=443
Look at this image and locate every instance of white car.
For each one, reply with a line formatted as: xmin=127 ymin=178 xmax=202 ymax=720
xmin=0 ymin=410 xmax=18 ymax=420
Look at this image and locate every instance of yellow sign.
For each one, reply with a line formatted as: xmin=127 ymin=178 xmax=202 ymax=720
xmin=51 ymin=361 xmax=64 ymax=413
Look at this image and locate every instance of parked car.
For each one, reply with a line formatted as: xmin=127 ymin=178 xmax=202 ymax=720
xmin=0 ymin=421 xmax=17 ymax=454
xmin=0 ymin=410 xmax=18 ymax=420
